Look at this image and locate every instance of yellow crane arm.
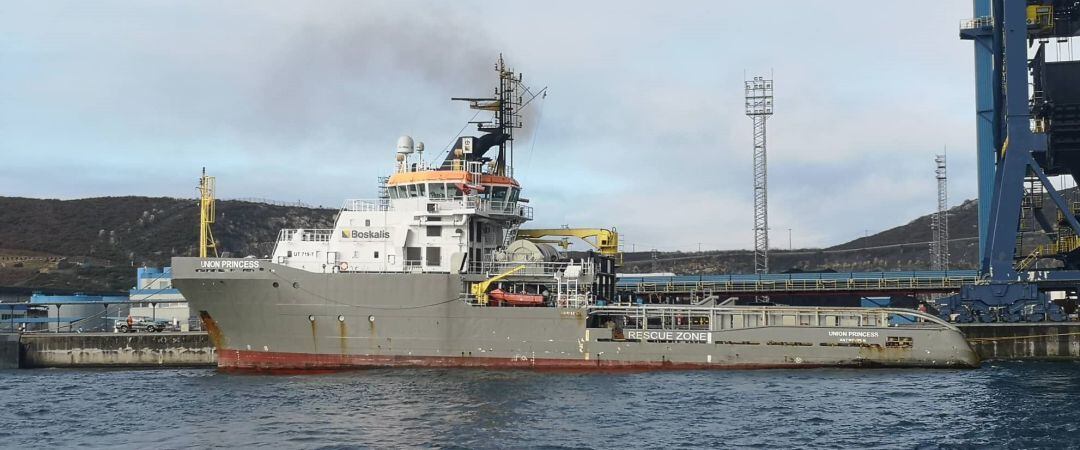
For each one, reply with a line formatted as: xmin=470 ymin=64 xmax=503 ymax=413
xmin=471 ymin=265 xmax=527 ymax=305
xmin=516 ymin=228 xmax=621 ymax=263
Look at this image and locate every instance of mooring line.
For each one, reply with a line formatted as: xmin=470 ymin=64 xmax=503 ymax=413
xmin=967 ymin=331 xmax=1080 ymax=343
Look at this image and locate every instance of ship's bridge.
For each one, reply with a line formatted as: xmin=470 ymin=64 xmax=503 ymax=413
xmin=386 ymin=159 xmax=530 ymax=220
xmin=270 ymin=155 xmax=533 ymax=274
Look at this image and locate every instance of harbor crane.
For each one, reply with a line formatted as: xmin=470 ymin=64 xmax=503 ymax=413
xmin=942 ymin=0 xmax=1080 ymax=321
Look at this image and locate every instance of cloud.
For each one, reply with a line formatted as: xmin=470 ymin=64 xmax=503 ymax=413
xmin=1 ymin=0 xmax=984 ymax=251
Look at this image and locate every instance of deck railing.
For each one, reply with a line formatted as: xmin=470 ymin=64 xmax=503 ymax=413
xmin=590 ymin=305 xmax=958 ymax=333
xmin=342 ymin=199 xmax=390 ymax=212
xmin=277 ymin=229 xmax=334 ymax=242
xmin=617 ymin=271 xmax=979 ymax=294
xmin=959 ymin=16 xmax=992 ymax=31
xmin=469 ymin=259 xmax=595 ymax=277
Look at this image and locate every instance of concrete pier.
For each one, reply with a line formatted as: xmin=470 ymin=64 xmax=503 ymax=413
xmin=18 ymin=332 xmax=214 ymax=368
xmin=959 ymin=323 xmax=1080 ymax=361
xmin=1 ymin=333 xmax=19 ymax=369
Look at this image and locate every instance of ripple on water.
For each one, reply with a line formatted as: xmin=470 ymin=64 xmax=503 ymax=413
xmin=3 ymin=363 xmax=1080 ymax=448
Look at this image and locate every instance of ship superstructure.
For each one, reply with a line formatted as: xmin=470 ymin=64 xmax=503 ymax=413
xmin=267 ymin=57 xmax=612 ymax=305
xmin=172 ymin=58 xmax=979 ymax=370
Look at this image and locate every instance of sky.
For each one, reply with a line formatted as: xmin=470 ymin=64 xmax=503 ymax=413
xmin=0 ymin=1 xmax=996 ymax=251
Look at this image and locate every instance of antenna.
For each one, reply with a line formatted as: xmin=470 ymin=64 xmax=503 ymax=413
xmin=745 ymin=76 xmax=774 ymax=274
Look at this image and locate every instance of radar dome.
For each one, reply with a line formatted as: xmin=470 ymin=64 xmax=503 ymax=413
xmin=396 ymin=136 xmax=415 ymax=154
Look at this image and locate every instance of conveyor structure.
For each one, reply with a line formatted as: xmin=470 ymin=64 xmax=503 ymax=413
xmin=617 ymin=271 xmax=978 ymax=296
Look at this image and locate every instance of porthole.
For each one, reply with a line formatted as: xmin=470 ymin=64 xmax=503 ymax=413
xmin=272 ymin=282 xmax=279 ymax=288
xmin=368 ymin=315 xmax=375 ymax=323
xmin=338 ymin=315 xmax=346 ymax=322
xmin=292 ymin=282 xmax=300 ymax=289
xmin=308 ymin=315 xmax=315 ymax=322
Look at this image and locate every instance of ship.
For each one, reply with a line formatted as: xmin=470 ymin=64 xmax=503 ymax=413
xmin=172 ymin=58 xmax=980 ymax=370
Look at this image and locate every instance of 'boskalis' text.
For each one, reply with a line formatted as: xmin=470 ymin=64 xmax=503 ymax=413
xmin=340 ymin=229 xmax=390 ymax=240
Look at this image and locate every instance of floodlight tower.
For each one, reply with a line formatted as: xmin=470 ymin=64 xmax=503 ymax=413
xmin=931 ymin=154 xmax=949 ymax=270
xmin=745 ymin=76 xmax=774 ymax=274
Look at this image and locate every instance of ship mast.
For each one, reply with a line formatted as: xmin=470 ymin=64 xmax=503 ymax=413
xmin=198 ymin=168 xmax=218 ymax=258
xmin=450 ymin=55 xmax=524 ymax=177
xmin=495 ymin=56 xmax=520 ymax=177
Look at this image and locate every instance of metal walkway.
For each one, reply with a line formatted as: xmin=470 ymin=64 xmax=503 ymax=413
xmin=615 ymin=270 xmax=979 ymax=295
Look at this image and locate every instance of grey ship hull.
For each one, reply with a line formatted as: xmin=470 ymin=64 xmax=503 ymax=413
xmin=172 ymin=258 xmax=980 ymax=370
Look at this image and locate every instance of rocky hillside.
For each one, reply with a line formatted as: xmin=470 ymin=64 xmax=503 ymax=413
xmin=0 ymin=192 xmax=1065 ymax=292
xmin=0 ymin=196 xmax=335 ymax=292
xmin=622 ymin=199 xmax=982 ymax=274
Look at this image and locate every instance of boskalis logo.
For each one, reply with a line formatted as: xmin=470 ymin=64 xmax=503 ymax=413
xmin=340 ymin=229 xmax=390 ymax=240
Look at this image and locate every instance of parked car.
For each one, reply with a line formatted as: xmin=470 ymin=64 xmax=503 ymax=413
xmin=115 ymin=317 xmax=174 ymax=333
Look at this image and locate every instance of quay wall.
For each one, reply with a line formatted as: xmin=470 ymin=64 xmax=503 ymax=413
xmin=959 ymin=323 xmax=1080 ymax=361
xmin=19 ymin=332 xmax=215 ymax=368
xmin=1 ymin=333 xmax=18 ymax=369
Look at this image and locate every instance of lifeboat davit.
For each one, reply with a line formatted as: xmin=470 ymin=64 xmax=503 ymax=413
xmin=488 ymin=289 xmax=545 ymax=306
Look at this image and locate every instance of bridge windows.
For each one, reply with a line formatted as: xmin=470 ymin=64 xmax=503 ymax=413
xmin=426 ymin=247 xmax=441 ymax=266
xmin=389 ymin=182 xmax=519 ymax=202
xmin=406 ymin=247 xmax=422 ymax=268
xmin=427 ymin=226 xmax=442 ymax=237
xmin=491 ymin=186 xmax=508 ymax=203
xmin=429 ymin=183 xmax=447 ymax=199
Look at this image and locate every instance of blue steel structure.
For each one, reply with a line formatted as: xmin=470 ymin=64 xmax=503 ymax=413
xmin=618 ymin=270 xmax=976 ymax=286
xmin=941 ymin=0 xmax=1080 ymax=322
xmin=969 ymin=0 xmax=998 ymax=261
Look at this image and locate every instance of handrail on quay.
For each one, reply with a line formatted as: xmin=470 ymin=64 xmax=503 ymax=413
xmin=616 ymin=270 xmax=979 ymax=294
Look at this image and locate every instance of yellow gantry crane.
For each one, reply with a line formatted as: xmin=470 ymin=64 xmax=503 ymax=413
xmin=198 ymin=168 xmax=218 ymax=258
xmin=516 ymin=228 xmax=621 ymax=265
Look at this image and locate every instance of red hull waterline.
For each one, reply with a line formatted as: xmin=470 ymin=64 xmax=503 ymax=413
xmin=215 ymin=349 xmax=899 ymax=372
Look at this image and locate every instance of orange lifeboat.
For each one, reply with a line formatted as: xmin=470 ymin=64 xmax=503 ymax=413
xmin=488 ymin=289 xmax=545 ymax=306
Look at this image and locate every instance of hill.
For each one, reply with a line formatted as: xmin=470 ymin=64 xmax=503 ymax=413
xmin=0 ymin=196 xmax=335 ymax=292
xmin=0 ymin=193 xmax=1051 ymax=292
xmin=621 ymin=199 xmax=981 ymax=274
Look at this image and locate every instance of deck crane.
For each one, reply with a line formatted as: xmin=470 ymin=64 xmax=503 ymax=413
xmin=516 ymin=228 xmax=622 ymax=265
xmin=471 ymin=265 xmax=527 ymax=305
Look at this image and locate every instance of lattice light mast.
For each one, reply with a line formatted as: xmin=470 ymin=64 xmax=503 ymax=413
xmin=931 ymin=154 xmax=949 ymax=270
xmin=198 ymin=168 xmax=218 ymax=258
xmin=745 ymin=76 xmax=774 ymax=274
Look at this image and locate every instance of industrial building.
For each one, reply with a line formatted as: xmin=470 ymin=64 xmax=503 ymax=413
xmin=128 ymin=267 xmax=197 ymax=331
xmin=28 ymin=293 xmax=129 ymax=332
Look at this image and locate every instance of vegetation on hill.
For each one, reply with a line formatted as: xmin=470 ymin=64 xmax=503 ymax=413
xmin=0 ymin=196 xmax=335 ymax=292
xmin=622 ymin=199 xmax=981 ymax=274
xmin=1 ymin=192 xmax=1056 ymax=291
